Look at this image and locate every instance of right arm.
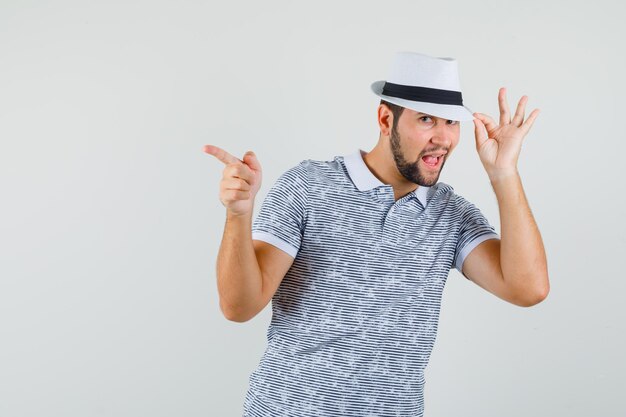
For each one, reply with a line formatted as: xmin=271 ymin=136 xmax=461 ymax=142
xmin=216 ymin=211 xmax=262 ymax=322
xmin=217 ymin=211 xmax=295 ymax=322
xmin=203 ymin=144 xmax=295 ymax=322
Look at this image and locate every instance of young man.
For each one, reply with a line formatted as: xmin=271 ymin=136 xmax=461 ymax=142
xmin=205 ymin=51 xmax=549 ymax=417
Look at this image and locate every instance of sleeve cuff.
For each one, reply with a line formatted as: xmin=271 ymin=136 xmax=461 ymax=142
xmin=252 ymin=231 xmax=299 ymax=258
xmin=455 ymin=233 xmax=500 ymax=274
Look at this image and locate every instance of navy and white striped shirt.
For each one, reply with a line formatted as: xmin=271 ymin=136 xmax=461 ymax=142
xmin=243 ymin=148 xmax=500 ymax=416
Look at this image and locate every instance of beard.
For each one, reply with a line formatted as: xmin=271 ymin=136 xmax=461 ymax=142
xmin=389 ymin=124 xmax=445 ymax=187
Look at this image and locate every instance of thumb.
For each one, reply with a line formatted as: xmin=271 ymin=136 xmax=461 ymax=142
xmin=242 ymin=150 xmax=262 ymax=172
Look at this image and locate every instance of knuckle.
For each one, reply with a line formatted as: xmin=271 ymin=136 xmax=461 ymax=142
xmin=225 ymin=164 xmax=240 ymax=177
xmin=237 ymin=166 xmax=248 ymax=177
xmin=237 ymin=178 xmax=251 ymax=190
xmin=240 ymin=164 xmax=252 ymax=177
xmin=231 ymin=189 xmax=247 ymax=199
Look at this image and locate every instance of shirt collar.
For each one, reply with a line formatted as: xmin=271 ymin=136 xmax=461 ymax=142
xmin=343 ymin=148 xmax=430 ymax=207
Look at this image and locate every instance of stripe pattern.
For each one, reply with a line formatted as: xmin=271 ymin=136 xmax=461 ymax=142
xmin=245 ymin=149 xmax=499 ymax=416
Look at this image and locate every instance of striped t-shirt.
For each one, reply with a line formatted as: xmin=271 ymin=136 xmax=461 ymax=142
xmin=243 ymin=148 xmax=500 ymax=416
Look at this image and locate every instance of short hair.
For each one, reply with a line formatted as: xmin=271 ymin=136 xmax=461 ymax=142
xmin=379 ymin=99 xmax=405 ymax=130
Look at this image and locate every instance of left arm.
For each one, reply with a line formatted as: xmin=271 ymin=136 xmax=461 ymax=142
xmin=462 ymin=87 xmax=549 ymax=306
xmin=490 ymin=170 xmax=549 ymax=305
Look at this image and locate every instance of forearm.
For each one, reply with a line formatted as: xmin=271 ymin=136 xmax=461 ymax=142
xmin=490 ymin=171 xmax=549 ymax=302
xmin=216 ymin=210 xmax=263 ymax=321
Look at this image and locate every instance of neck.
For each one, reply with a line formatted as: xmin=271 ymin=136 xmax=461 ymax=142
xmin=361 ymin=142 xmax=420 ymax=200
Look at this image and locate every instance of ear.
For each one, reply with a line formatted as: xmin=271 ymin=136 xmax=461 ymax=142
xmin=377 ymin=104 xmax=393 ymax=137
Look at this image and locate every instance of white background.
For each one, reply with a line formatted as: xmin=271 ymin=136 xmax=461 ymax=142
xmin=1 ymin=0 xmax=624 ymax=416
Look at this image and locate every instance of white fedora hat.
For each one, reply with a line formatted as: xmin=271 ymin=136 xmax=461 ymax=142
xmin=371 ymin=51 xmax=475 ymax=122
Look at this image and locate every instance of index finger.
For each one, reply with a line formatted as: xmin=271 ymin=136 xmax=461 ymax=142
xmin=202 ymin=145 xmax=241 ymax=165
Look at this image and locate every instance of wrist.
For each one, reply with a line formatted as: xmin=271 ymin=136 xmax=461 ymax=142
xmin=488 ymin=168 xmax=519 ymax=184
xmin=226 ymin=209 xmax=253 ymax=221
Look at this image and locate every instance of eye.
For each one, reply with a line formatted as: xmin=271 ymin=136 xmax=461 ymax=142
xmin=419 ymin=116 xmax=458 ymax=125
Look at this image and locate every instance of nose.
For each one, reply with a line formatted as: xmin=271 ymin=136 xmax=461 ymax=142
xmin=430 ymin=122 xmax=454 ymax=148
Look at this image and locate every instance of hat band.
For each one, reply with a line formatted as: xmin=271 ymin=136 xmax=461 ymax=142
xmin=382 ymin=82 xmax=463 ymax=105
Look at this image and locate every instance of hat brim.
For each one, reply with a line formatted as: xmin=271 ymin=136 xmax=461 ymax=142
xmin=371 ymin=80 xmax=475 ymax=122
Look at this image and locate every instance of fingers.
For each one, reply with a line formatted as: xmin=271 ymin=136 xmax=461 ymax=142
xmin=242 ymin=150 xmax=262 ymax=172
xmin=477 ymin=89 xmax=539 ymax=138
xmin=222 ymin=177 xmax=252 ymax=192
xmin=521 ymin=108 xmax=540 ymax=135
xmin=203 ymin=145 xmax=259 ymax=215
xmin=220 ymin=161 xmax=256 ymax=212
xmin=225 ymin=161 xmax=255 ymax=184
xmin=473 ymin=112 xmax=498 ymax=132
xmin=511 ymin=95 xmax=528 ymax=127
xmin=202 ymin=144 xmax=241 ymax=165
xmin=202 ymin=145 xmax=259 ymax=187
xmin=498 ymin=87 xmax=511 ymax=126
xmin=473 ymin=118 xmax=488 ymax=149
xmin=222 ymin=189 xmax=252 ymax=201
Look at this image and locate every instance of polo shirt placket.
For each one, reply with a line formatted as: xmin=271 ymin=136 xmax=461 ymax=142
xmin=343 ymin=150 xmax=434 ymax=247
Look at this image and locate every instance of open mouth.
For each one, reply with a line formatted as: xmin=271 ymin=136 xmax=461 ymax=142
xmin=421 ymin=155 xmax=442 ymax=169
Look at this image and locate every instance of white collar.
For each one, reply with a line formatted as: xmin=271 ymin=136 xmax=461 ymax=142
xmin=343 ymin=149 xmax=430 ymax=207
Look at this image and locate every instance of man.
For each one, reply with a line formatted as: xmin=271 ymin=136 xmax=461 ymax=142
xmin=204 ymin=51 xmax=549 ymax=416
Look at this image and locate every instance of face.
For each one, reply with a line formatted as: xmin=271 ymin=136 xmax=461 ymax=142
xmin=387 ymin=107 xmax=461 ymax=187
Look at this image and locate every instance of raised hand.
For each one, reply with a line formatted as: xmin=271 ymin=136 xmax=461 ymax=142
xmin=473 ymin=87 xmax=540 ymax=180
xmin=202 ymin=145 xmax=262 ymax=217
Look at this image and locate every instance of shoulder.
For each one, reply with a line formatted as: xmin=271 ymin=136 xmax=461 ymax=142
xmin=433 ymin=182 xmax=473 ymax=210
xmin=273 ymin=159 xmax=313 ymax=188
xmin=281 ymin=156 xmax=333 ymax=177
xmin=429 ymin=183 xmax=483 ymax=225
xmin=429 ymin=181 xmax=462 ymax=207
xmin=287 ymin=155 xmax=349 ymax=188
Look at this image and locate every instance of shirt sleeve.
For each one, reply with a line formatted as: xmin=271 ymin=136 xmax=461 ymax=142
xmin=453 ymin=195 xmax=500 ymax=279
xmin=251 ymin=160 xmax=309 ymax=258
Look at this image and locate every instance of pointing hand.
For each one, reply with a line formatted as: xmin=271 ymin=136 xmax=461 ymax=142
xmin=202 ymin=145 xmax=262 ymax=217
